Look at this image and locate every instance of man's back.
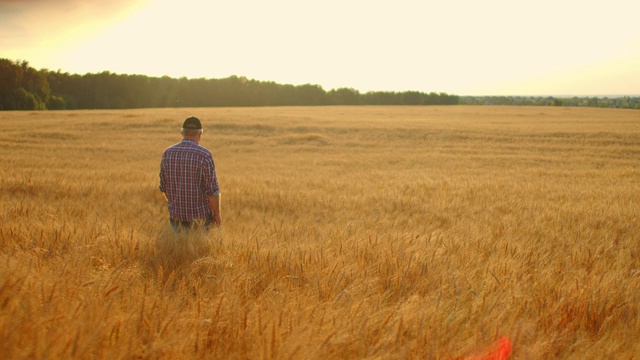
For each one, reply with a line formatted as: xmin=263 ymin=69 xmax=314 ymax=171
xmin=160 ymin=139 xmax=219 ymax=222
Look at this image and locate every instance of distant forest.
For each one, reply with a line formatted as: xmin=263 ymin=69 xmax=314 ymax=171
xmin=1 ymin=59 xmax=639 ymax=110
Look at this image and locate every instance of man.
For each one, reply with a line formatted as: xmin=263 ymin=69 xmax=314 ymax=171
xmin=160 ymin=116 xmax=221 ymax=231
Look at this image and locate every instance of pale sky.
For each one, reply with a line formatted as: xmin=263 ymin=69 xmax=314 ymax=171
xmin=2 ymin=0 xmax=639 ymax=96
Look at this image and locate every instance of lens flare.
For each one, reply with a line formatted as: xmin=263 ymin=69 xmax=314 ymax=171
xmin=465 ymin=337 xmax=511 ymax=360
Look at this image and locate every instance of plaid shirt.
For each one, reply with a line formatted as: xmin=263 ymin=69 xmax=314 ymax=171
xmin=160 ymin=139 xmax=220 ymax=221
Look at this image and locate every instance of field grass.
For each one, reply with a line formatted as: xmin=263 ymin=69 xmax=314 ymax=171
xmin=1 ymin=106 xmax=639 ymax=359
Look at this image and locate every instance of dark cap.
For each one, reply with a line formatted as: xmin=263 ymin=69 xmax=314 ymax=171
xmin=182 ymin=116 xmax=202 ymax=130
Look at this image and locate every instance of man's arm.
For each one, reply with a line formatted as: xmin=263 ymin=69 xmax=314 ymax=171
xmin=208 ymin=194 xmax=221 ymax=225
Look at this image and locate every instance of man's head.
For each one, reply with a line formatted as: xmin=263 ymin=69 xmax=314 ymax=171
xmin=181 ymin=116 xmax=203 ymax=140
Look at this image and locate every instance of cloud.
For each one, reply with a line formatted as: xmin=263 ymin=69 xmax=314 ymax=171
xmin=0 ymin=0 xmax=150 ymax=48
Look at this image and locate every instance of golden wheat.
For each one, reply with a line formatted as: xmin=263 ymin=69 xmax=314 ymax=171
xmin=1 ymin=106 xmax=639 ymax=359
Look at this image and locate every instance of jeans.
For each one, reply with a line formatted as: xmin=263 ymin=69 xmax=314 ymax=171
xmin=170 ymin=214 xmax=214 ymax=233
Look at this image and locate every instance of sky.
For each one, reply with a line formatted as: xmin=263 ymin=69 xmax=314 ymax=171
xmin=2 ymin=0 xmax=639 ymax=96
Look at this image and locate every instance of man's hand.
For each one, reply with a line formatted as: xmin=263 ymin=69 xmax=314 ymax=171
xmin=208 ymin=195 xmax=221 ymax=226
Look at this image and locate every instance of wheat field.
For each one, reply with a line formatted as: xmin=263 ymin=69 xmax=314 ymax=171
xmin=1 ymin=106 xmax=639 ymax=359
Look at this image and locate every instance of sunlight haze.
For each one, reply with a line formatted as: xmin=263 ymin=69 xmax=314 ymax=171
xmin=2 ymin=0 xmax=639 ymax=96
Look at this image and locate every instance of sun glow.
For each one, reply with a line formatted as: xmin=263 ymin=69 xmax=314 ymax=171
xmin=3 ymin=0 xmax=640 ymax=95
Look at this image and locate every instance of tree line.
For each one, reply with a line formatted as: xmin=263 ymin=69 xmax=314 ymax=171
xmin=1 ymin=59 xmax=458 ymax=110
xmin=460 ymin=95 xmax=640 ymax=109
xmin=1 ymin=58 xmax=638 ymax=110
